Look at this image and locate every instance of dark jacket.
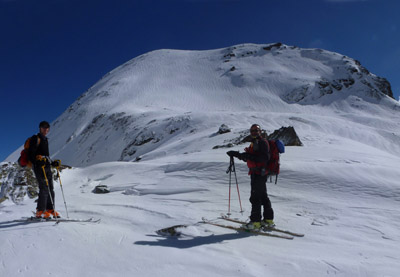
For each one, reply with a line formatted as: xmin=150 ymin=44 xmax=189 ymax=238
xmin=28 ymin=133 xmax=50 ymax=165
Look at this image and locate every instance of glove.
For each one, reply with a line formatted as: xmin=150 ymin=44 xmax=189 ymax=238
xmin=51 ymin=160 xmax=61 ymax=168
xmin=237 ymin=153 xmax=247 ymax=161
xmin=227 ymin=151 xmax=240 ymax=158
xmin=36 ymin=157 xmax=47 ymax=167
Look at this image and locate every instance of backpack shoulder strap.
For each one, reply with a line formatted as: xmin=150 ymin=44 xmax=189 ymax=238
xmin=260 ymin=138 xmax=271 ymax=161
xmin=33 ymin=134 xmax=41 ymax=145
xmin=26 ymin=135 xmax=40 ymax=150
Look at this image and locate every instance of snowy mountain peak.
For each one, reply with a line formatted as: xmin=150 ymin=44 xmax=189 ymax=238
xmin=5 ymin=43 xmax=400 ymax=166
xmin=67 ymin=42 xmax=396 ymax=112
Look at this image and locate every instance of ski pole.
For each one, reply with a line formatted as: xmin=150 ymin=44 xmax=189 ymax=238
xmin=41 ymin=161 xmax=59 ymax=223
xmin=226 ymin=157 xmax=243 ymax=215
xmin=226 ymin=157 xmax=233 ymax=216
xmin=231 ymin=158 xmax=243 ymax=214
xmin=55 ymin=161 xmax=69 ymax=218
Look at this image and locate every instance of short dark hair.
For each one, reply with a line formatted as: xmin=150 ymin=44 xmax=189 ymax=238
xmin=250 ymin=124 xmax=260 ymax=131
xmin=39 ymin=121 xmax=50 ymax=129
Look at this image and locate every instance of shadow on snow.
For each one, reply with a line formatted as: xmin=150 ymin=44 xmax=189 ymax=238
xmin=0 ymin=219 xmax=53 ymax=231
xmin=134 ymin=232 xmax=249 ymax=249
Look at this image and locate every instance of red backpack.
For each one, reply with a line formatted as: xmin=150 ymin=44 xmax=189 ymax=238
xmin=266 ymin=140 xmax=285 ymax=184
xmin=18 ymin=136 xmax=40 ymax=168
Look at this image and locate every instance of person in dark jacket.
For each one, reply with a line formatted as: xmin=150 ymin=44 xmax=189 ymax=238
xmin=29 ymin=121 xmax=60 ymax=219
xmin=227 ymin=124 xmax=274 ymax=230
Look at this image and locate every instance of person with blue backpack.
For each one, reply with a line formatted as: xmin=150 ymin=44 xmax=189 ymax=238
xmin=227 ymin=124 xmax=284 ymax=230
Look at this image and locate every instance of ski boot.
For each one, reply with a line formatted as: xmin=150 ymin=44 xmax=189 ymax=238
xmin=35 ymin=210 xmax=45 ymax=219
xmin=242 ymin=221 xmax=261 ymax=230
xmin=48 ymin=209 xmax=61 ymax=218
xmin=261 ymin=219 xmax=275 ymax=229
xmin=42 ymin=210 xmax=53 ymax=219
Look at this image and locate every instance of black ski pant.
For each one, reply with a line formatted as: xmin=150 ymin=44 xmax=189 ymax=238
xmin=34 ymin=164 xmax=55 ymax=212
xmin=249 ymin=174 xmax=274 ymax=222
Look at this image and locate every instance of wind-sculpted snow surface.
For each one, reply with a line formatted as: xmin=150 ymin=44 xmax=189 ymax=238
xmin=1 ymin=143 xmax=400 ymax=276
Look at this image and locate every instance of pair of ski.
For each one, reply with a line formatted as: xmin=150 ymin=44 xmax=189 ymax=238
xmin=157 ymin=216 xmax=304 ymax=240
xmin=19 ymin=217 xmax=100 ymax=224
xmin=203 ymin=216 xmax=304 ymax=240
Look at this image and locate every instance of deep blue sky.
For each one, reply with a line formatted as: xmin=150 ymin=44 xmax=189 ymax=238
xmin=1 ymin=0 xmax=399 ymax=162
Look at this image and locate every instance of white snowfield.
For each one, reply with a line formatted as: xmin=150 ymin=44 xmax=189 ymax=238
xmin=1 ymin=43 xmax=400 ymax=276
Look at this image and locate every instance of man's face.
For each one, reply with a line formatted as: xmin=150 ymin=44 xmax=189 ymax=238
xmin=250 ymin=127 xmax=260 ymax=138
xmin=40 ymin=127 xmax=50 ymax=137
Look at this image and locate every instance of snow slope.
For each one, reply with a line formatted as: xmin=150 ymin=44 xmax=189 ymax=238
xmin=1 ymin=145 xmax=399 ymax=276
xmin=1 ymin=43 xmax=400 ymax=276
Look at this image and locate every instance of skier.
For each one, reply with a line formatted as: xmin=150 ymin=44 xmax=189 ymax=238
xmin=227 ymin=124 xmax=274 ymax=230
xmin=29 ymin=121 xmax=61 ymax=219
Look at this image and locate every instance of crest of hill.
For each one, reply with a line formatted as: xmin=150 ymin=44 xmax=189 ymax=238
xmin=5 ymin=43 xmax=400 ymax=167
xmin=67 ymin=42 xmax=395 ymax=114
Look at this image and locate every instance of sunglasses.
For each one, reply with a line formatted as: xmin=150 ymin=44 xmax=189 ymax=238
xmin=250 ymin=129 xmax=259 ymax=133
